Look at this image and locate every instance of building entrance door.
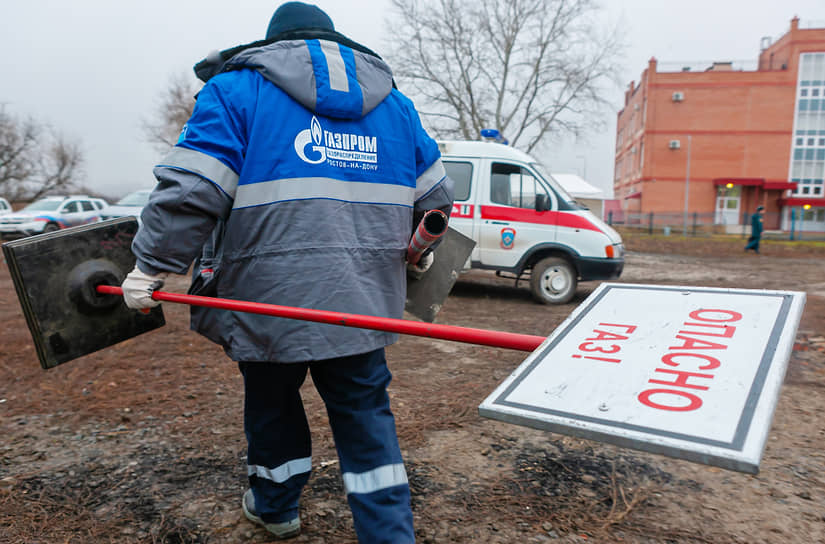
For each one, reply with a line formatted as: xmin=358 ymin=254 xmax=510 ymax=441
xmin=715 ymin=186 xmax=741 ymax=225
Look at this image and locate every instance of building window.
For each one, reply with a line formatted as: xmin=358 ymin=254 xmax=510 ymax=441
xmin=791 ymin=52 xmax=825 ymax=198
xmin=802 ymin=208 xmax=825 ymax=222
xmin=639 ymin=141 xmax=644 ymax=174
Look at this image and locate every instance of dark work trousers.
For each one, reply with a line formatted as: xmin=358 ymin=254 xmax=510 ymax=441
xmin=239 ymin=348 xmax=414 ymax=543
xmin=745 ymin=235 xmax=761 ymax=253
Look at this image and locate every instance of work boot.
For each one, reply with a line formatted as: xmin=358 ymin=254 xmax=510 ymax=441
xmin=242 ymin=489 xmax=301 ymax=539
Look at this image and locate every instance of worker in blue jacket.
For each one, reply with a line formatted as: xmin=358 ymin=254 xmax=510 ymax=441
xmin=120 ymin=3 xmax=454 ymax=542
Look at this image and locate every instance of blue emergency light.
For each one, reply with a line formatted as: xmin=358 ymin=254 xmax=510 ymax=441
xmin=480 ymin=129 xmax=509 ymax=145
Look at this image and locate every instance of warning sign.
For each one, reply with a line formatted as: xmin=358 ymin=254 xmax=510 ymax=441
xmin=479 ymin=283 xmax=805 ymax=473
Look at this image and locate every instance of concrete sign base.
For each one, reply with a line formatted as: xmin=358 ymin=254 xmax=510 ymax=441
xmin=479 ymin=283 xmax=806 ymax=474
xmin=2 ymin=218 xmax=165 ymax=369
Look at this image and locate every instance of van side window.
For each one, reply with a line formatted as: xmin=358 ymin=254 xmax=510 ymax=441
xmin=490 ymin=163 xmax=517 ymax=205
xmin=443 ymin=161 xmax=472 ymax=201
xmin=491 ymin=162 xmax=549 ymax=210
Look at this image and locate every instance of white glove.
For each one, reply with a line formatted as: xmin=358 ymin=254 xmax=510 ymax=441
xmin=121 ymin=265 xmax=168 ymax=309
xmin=407 ymin=251 xmax=434 ymax=280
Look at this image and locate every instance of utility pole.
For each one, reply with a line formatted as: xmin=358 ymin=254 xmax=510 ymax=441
xmin=683 ymin=135 xmax=692 ymax=237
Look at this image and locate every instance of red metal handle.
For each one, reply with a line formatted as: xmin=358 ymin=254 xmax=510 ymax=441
xmin=96 ymin=284 xmax=545 ymax=352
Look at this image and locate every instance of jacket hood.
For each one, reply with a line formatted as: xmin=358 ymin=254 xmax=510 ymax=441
xmin=194 ymin=30 xmax=394 ymax=120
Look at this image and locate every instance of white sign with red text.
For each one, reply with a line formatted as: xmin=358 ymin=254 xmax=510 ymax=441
xmin=479 ymin=283 xmax=806 ymax=474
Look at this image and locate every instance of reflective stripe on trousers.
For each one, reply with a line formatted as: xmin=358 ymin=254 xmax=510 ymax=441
xmin=239 ymin=348 xmax=414 ymax=543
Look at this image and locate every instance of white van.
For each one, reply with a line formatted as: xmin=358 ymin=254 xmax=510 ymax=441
xmin=439 ymin=140 xmax=624 ymax=304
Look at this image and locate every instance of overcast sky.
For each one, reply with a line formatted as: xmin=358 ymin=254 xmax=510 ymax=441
xmin=2 ymin=1 xmax=822 ymax=200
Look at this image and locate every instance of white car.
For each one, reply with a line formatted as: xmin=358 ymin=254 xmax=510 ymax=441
xmin=0 ymin=195 xmax=107 ymax=239
xmin=0 ymin=197 xmax=12 ymax=215
xmin=100 ymin=189 xmax=152 ymax=224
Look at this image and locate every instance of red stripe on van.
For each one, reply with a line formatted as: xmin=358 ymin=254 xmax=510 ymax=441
xmin=480 ymin=206 xmax=602 ymax=232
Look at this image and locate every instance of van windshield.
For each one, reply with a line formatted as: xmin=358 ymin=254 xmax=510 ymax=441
xmin=531 ymin=163 xmax=583 ymax=209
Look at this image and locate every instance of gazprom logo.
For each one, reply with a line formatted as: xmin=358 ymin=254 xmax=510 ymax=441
xmin=294 ymin=116 xmax=327 ymax=164
xmin=294 ymin=116 xmax=378 ymax=166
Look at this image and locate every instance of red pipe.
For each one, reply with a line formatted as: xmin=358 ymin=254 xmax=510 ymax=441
xmin=96 ymin=285 xmax=545 ymax=352
xmin=407 ymin=209 xmax=448 ymax=265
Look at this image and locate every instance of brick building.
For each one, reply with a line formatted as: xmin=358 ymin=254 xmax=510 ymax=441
xmin=614 ymin=17 xmax=825 ymax=233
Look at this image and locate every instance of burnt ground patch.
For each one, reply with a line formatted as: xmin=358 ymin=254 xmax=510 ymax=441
xmin=0 ymin=446 xmax=241 ymax=544
xmin=445 ymin=438 xmax=710 ymax=541
xmin=509 ymin=440 xmax=701 ymax=504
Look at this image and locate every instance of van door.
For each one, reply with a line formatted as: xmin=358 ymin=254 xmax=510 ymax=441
xmin=479 ymin=161 xmax=557 ymax=268
xmin=443 ymin=158 xmax=481 ymax=263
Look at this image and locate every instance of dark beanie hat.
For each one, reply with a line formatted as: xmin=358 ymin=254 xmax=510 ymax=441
xmin=266 ymin=2 xmax=335 ymax=39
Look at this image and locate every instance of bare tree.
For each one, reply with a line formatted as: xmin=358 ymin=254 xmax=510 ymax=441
xmin=29 ymin=134 xmax=85 ymax=200
xmin=0 ymin=106 xmax=85 ymax=200
xmin=142 ymin=73 xmax=201 ymax=153
xmin=0 ymin=108 xmax=37 ymax=196
xmin=386 ymin=0 xmax=624 ymax=152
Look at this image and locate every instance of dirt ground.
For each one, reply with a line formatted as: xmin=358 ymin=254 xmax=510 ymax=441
xmin=1 ymin=233 xmax=824 ymax=543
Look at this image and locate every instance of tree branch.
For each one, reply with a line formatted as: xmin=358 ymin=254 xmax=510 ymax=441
xmin=385 ymin=0 xmax=625 ymax=150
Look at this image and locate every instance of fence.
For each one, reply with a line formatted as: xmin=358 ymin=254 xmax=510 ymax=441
xmin=606 ymin=210 xmax=825 ymax=241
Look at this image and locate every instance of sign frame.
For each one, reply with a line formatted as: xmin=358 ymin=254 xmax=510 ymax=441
xmin=479 ymin=283 xmax=806 ymax=474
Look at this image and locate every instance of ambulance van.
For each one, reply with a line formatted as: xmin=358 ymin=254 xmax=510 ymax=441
xmin=439 ymin=140 xmax=624 ymax=304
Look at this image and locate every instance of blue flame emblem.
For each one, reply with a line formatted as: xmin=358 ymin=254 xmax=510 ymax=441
xmin=311 ymin=117 xmax=322 ymax=146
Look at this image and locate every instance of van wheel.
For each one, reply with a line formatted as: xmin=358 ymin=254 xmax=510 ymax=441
xmin=43 ymin=223 xmax=60 ymax=233
xmin=530 ymin=257 xmax=577 ymax=304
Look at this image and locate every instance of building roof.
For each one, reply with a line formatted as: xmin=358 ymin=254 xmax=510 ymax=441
xmin=551 ymin=173 xmax=607 ymax=200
